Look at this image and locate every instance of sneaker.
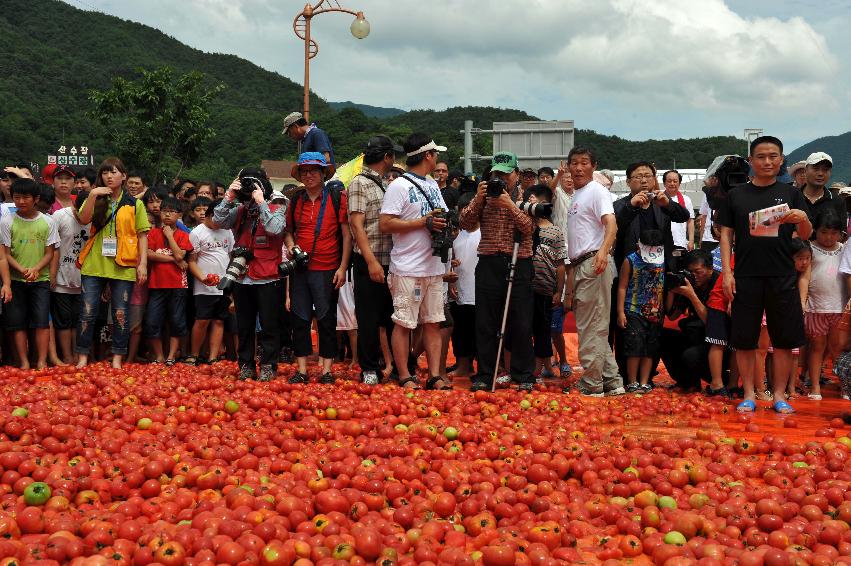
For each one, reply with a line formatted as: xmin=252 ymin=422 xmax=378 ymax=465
xmin=258 ymin=364 xmax=274 ymax=382
xmin=625 ymin=382 xmax=641 ymax=393
xmin=362 ymin=371 xmax=380 ymax=385
xmin=639 ymin=384 xmax=653 ymax=394
xmin=604 ymin=386 xmax=626 ymax=397
xmin=238 ymin=365 xmax=256 ymax=381
xmin=495 ymin=374 xmax=512 ymax=386
xmin=517 ymin=382 xmax=534 ymax=392
xmin=470 ymin=381 xmax=489 ymax=392
xmin=560 ymin=363 xmax=573 ymax=377
xmin=278 ymin=348 xmax=293 ymax=364
xmin=576 ymin=386 xmax=604 ymax=398
xmin=288 ymin=372 xmax=308 ymax=384
xmin=319 ymin=372 xmax=335 ymax=385
xmin=540 ymin=367 xmax=556 ymax=379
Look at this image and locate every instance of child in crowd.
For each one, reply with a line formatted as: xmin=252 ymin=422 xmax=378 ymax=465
xmin=786 ymin=238 xmax=812 ymax=398
xmin=804 ymin=210 xmax=847 ymax=400
xmin=617 ymin=229 xmax=665 ymax=393
xmin=449 ymin=192 xmax=480 ymax=378
xmin=49 ymin=179 xmax=90 ymax=364
xmin=128 ymin=189 xmax=166 ymax=362
xmin=49 ymin=165 xmax=76 ymax=213
xmin=187 ymin=198 xmax=234 ymax=365
xmin=143 ymin=196 xmax=193 ymax=364
xmin=184 ymin=197 xmax=210 ymax=230
xmin=0 ymin=178 xmax=59 ymax=369
xmin=527 ymin=185 xmax=567 ymax=385
xmin=705 ymin=241 xmax=734 ymax=397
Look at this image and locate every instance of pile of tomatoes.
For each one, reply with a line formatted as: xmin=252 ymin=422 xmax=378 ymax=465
xmin=1 ymin=362 xmax=851 ymax=566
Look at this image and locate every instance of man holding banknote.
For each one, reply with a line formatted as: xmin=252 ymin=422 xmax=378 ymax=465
xmin=716 ymin=135 xmax=811 ymax=414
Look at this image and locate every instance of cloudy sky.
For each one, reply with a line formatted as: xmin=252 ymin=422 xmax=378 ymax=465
xmin=63 ymin=0 xmax=850 ymax=151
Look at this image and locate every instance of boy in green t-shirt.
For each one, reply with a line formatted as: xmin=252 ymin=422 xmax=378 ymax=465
xmin=0 ymin=179 xmax=60 ymax=369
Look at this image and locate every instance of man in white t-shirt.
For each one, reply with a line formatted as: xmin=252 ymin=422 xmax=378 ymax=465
xmin=379 ymin=133 xmax=449 ymax=390
xmin=187 ymin=199 xmax=234 ymax=364
xmin=564 ymin=147 xmax=624 ymax=397
xmin=663 ymin=170 xmax=694 ymax=252
xmin=49 ymin=204 xmax=90 ymax=364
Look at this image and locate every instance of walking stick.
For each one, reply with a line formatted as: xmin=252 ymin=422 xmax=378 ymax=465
xmin=492 ymin=231 xmax=521 ymax=392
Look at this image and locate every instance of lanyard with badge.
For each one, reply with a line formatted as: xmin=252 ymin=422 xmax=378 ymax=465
xmin=102 ymin=198 xmax=120 ymax=257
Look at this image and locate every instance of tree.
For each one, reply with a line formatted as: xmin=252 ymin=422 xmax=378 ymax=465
xmin=89 ymin=66 xmax=224 ymax=182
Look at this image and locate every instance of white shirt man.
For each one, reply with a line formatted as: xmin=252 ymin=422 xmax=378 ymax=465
xmin=564 ymin=148 xmax=624 ymax=397
xmin=663 ymin=170 xmax=694 ymax=250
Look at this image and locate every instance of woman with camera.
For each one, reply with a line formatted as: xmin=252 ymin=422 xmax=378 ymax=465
xmin=212 ymin=168 xmax=286 ymax=381
xmin=75 ymin=157 xmax=151 ymax=369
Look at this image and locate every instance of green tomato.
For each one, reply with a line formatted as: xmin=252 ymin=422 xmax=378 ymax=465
xmin=443 ymin=427 xmax=459 ymax=440
xmin=663 ymin=531 xmax=687 ymax=546
xmin=23 ymin=482 xmax=51 ymax=505
xmin=658 ymin=496 xmax=677 ymax=509
xmin=224 ymin=400 xmax=240 ymax=414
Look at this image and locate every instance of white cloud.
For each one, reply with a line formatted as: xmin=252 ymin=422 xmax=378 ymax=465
xmin=67 ymin=0 xmax=849 ymax=148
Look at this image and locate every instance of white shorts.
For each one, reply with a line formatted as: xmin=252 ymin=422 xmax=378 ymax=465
xmin=388 ymin=273 xmax=445 ymax=330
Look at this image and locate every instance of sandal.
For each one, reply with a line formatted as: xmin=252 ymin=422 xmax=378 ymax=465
xmin=398 ymin=376 xmax=421 ymax=389
xmin=165 ymin=359 xmax=176 ymax=367
xmin=182 ymin=356 xmax=199 ymax=366
xmin=773 ymin=400 xmax=795 ymax=414
xmin=426 ymin=376 xmax=453 ymax=390
xmin=706 ymin=386 xmax=731 ymax=398
xmin=807 ymin=393 xmax=823 ymax=401
xmin=736 ymin=399 xmax=756 ymax=413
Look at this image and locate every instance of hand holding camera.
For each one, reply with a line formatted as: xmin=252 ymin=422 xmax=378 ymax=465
xmin=425 ymin=209 xmax=447 ymax=232
xmin=252 ymin=186 xmax=265 ymax=205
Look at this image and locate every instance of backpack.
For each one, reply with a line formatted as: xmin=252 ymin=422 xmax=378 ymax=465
xmin=289 ymin=180 xmax=344 ymax=234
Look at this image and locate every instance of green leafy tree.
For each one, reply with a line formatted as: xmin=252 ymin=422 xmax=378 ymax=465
xmin=88 ymin=66 xmax=224 ymax=182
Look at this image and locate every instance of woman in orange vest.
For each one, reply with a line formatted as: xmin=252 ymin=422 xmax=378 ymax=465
xmin=75 ymin=158 xmax=151 ymax=369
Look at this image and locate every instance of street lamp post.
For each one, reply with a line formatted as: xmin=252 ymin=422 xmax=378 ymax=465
xmin=293 ymin=1 xmax=370 ymax=122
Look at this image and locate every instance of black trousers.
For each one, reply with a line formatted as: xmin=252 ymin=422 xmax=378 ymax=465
xmin=473 ymin=255 xmax=534 ymax=385
xmin=450 ymin=303 xmax=476 ymax=358
xmin=352 ymin=254 xmax=394 ymax=373
xmin=660 ymin=326 xmax=710 ymax=389
xmin=532 ymin=292 xmax=554 ymax=359
xmin=233 ymin=280 xmax=283 ymax=368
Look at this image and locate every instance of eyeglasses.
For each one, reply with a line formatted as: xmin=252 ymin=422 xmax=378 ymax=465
xmin=630 ymin=174 xmax=655 ymax=180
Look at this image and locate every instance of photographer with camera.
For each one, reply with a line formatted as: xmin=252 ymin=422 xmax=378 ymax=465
xmin=212 ymin=167 xmax=286 ymax=381
xmin=284 ymin=153 xmax=352 ymax=385
xmin=659 ymin=249 xmax=718 ymax=391
xmin=348 ymin=136 xmax=404 ymax=385
xmin=459 ymin=152 xmax=536 ymax=392
xmin=379 ymin=134 xmax=451 ymax=390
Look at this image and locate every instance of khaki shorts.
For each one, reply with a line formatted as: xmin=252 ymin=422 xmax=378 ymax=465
xmin=388 ymin=274 xmax=445 ymax=330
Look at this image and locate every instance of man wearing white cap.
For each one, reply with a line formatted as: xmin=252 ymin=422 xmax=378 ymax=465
xmin=801 ymin=152 xmax=843 ymax=223
xmin=379 ymin=133 xmax=450 ymax=390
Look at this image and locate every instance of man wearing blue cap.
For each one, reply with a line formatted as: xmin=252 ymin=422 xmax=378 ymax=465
xmin=285 ymin=152 xmax=351 ymax=385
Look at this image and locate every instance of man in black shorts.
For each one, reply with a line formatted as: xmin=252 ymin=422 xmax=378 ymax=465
xmin=716 ymin=135 xmax=812 ymax=414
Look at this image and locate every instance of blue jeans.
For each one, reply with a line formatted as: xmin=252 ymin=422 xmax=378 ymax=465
xmin=76 ymin=276 xmax=135 ymax=356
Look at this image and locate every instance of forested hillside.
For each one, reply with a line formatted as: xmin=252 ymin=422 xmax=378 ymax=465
xmin=1 ymin=0 xmax=761 ymax=181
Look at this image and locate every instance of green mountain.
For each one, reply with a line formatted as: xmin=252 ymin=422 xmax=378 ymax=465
xmin=787 ymin=132 xmax=851 ymax=185
xmin=329 ymin=101 xmax=404 ymax=119
xmin=0 ymin=0 xmax=758 ymax=181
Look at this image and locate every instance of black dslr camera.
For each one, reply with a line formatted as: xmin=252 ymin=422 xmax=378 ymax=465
xmin=487 ymin=178 xmax=506 ymax=198
xmin=236 ymin=168 xmax=273 ymax=203
xmin=217 ymin=246 xmax=254 ymax=291
xmin=430 ymin=208 xmax=453 ymax=263
xmin=278 ymin=246 xmax=310 ymax=277
xmin=665 ymin=270 xmax=695 ymax=290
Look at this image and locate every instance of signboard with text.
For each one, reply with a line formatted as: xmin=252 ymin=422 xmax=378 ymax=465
xmin=47 ymin=145 xmax=94 ymax=167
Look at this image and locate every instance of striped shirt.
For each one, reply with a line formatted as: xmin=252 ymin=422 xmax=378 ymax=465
xmin=459 ymin=195 xmax=535 ymax=258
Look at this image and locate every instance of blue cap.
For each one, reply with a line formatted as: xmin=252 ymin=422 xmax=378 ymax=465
xmin=297 ymin=152 xmax=327 ymax=167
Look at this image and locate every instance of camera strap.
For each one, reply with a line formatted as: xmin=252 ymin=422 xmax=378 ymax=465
xmin=356 ymin=172 xmax=385 ymax=194
xmin=306 ymin=188 xmax=329 ymax=260
xmin=401 ymin=174 xmax=438 ymax=212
